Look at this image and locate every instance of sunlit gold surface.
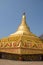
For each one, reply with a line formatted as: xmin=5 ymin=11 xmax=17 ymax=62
xmin=10 ymin=13 xmax=30 ymax=36
xmin=0 ymin=13 xmax=43 ymax=54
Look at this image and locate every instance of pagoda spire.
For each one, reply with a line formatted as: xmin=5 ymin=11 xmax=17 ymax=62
xmin=21 ymin=12 xmax=26 ymax=25
xmin=10 ymin=13 xmax=30 ymax=36
xmin=17 ymin=12 xmax=30 ymax=32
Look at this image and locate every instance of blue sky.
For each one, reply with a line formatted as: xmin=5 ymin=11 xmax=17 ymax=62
xmin=0 ymin=0 xmax=43 ymax=38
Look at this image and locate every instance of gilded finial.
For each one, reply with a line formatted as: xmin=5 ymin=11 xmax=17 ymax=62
xmin=22 ymin=12 xmax=26 ymax=24
xmin=22 ymin=12 xmax=26 ymax=18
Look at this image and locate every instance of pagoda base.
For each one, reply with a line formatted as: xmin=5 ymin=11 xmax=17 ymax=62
xmin=0 ymin=52 xmax=43 ymax=61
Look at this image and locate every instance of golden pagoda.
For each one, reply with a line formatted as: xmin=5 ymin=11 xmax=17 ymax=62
xmin=0 ymin=13 xmax=43 ymax=61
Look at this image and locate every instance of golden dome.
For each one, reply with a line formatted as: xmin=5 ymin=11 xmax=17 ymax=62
xmin=0 ymin=13 xmax=43 ymax=54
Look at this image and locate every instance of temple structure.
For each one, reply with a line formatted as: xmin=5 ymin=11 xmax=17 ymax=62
xmin=0 ymin=13 xmax=43 ymax=61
